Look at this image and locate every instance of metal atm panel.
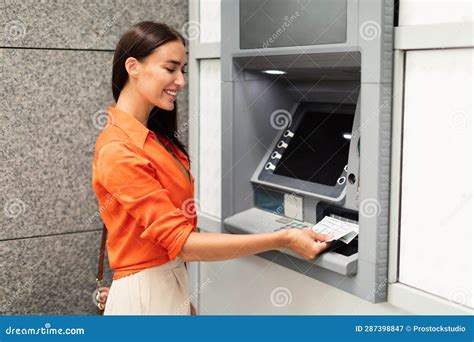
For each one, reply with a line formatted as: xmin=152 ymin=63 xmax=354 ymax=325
xmin=221 ymin=0 xmax=394 ymax=302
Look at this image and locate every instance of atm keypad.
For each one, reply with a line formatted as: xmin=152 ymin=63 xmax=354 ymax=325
xmin=274 ymin=217 xmax=313 ymax=231
xmin=275 ymin=217 xmax=293 ymax=224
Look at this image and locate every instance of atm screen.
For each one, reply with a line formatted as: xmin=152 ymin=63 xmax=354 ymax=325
xmin=273 ymin=111 xmax=354 ymax=186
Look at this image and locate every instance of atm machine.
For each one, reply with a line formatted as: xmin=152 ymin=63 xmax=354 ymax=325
xmin=221 ymin=0 xmax=394 ymax=302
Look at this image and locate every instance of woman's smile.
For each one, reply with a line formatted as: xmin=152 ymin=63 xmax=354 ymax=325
xmin=164 ymin=89 xmax=178 ymax=101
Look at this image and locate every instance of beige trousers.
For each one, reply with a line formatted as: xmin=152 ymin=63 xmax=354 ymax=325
xmin=104 ymin=258 xmax=190 ymax=315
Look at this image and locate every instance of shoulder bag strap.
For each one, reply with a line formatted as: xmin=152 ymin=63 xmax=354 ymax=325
xmin=96 ymin=224 xmax=107 ymax=288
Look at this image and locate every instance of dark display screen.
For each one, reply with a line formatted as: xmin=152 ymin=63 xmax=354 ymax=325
xmin=273 ymin=111 xmax=354 ymax=186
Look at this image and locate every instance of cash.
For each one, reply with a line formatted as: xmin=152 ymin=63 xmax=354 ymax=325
xmin=312 ymin=216 xmax=359 ymax=244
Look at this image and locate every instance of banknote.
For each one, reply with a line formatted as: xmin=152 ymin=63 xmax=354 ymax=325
xmin=312 ymin=216 xmax=359 ymax=244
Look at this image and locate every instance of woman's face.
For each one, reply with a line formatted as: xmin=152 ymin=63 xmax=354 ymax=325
xmin=132 ymin=40 xmax=187 ymax=111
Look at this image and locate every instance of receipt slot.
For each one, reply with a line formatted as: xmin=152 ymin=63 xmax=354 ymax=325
xmin=221 ymin=0 xmax=394 ymax=302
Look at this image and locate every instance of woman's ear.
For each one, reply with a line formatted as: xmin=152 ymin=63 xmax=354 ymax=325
xmin=125 ymin=57 xmax=139 ymax=79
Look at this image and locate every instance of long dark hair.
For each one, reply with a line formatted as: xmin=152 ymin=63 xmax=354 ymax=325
xmin=112 ymin=21 xmax=188 ymax=157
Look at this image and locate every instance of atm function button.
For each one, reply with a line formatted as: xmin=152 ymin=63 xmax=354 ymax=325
xmin=283 ymin=130 xmax=294 ymax=138
xmin=271 ymin=151 xmax=282 ymax=159
xmin=277 ymin=141 xmax=288 ymax=149
xmin=337 ymin=176 xmax=346 ymax=185
xmin=265 ymin=162 xmax=276 ymax=171
xmin=344 ymin=164 xmax=348 ymax=172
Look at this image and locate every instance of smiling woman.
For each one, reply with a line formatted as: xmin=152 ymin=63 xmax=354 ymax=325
xmin=91 ymin=21 xmax=331 ymax=316
xmin=111 ymin=21 xmax=189 ymax=157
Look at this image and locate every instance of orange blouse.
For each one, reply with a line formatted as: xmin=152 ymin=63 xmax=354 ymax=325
xmin=92 ymin=107 xmax=196 ymax=280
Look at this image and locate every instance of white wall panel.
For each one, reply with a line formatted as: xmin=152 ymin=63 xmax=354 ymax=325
xmin=198 ymin=59 xmax=222 ymax=218
xmin=399 ymin=48 xmax=473 ymax=308
xmin=399 ymin=0 xmax=473 ymax=26
xmin=199 ymin=0 xmax=221 ymax=43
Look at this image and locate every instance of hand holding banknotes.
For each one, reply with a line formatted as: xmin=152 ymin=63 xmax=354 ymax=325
xmin=285 ymin=227 xmax=332 ymax=260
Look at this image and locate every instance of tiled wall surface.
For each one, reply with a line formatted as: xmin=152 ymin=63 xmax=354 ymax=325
xmin=1 ymin=0 xmax=188 ymax=314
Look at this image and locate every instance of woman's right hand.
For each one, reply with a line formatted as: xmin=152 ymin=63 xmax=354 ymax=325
xmin=285 ymin=227 xmax=332 ymax=260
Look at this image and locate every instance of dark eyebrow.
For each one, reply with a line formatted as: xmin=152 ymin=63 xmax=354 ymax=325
xmin=165 ymin=60 xmax=187 ymax=67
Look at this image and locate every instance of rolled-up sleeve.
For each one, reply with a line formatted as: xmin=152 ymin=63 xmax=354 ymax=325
xmin=97 ymin=141 xmax=194 ymax=260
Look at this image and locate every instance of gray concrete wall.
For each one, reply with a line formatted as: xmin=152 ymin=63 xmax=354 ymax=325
xmin=1 ymin=0 xmax=188 ymax=315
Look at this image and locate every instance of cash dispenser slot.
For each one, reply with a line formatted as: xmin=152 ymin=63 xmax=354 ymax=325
xmin=316 ymin=203 xmax=359 ymax=261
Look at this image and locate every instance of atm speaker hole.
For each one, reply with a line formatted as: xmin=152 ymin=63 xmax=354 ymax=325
xmin=348 ymin=173 xmax=356 ymax=184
